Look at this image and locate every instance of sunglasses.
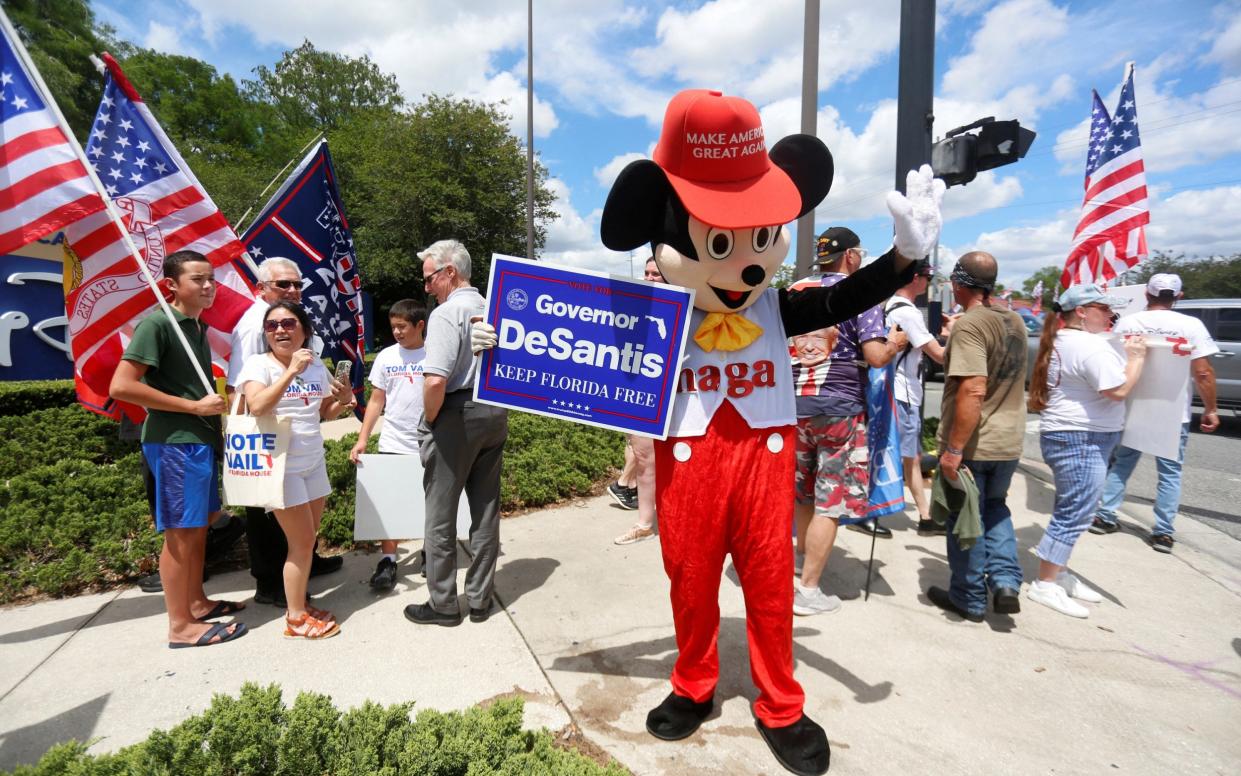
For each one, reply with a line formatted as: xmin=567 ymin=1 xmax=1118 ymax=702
xmin=263 ymin=318 xmax=300 ymax=332
xmin=265 ymin=279 xmax=300 ymax=290
xmin=423 ymin=265 xmax=449 ymax=284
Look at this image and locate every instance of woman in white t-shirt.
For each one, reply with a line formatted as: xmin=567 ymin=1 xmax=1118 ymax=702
xmin=1026 ymin=284 xmax=1146 ymax=618
xmin=238 ymin=301 xmax=354 ymax=639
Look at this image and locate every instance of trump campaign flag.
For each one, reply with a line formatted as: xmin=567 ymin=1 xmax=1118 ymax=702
xmin=864 ymin=363 xmax=905 ymax=521
xmin=63 ymin=53 xmax=256 ymax=419
xmin=0 ymin=12 xmax=105 ymax=255
xmin=240 ymin=140 xmax=366 ymax=410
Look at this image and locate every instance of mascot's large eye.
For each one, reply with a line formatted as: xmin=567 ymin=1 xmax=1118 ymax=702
xmin=706 ymin=228 xmax=734 ymax=260
xmin=751 ymin=225 xmax=779 ymax=253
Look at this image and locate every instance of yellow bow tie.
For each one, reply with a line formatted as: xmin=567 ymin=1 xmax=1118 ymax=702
xmin=693 ymin=312 xmax=764 ymax=352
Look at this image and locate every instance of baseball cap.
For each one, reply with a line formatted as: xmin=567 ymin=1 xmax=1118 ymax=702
xmin=1147 ymin=273 xmax=1182 ymax=296
xmin=815 ymin=226 xmax=860 ymax=262
xmin=652 ymin=89 xmax=801 ymax=229
xmin=913 ymin=259 xmax=934 ymax=277
xmin=1057 ymin=284 xmax=1129 ymax=311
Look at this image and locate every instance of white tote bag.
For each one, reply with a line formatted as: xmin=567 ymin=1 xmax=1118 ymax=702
xmin=222 ymin=393 xmax=291 ymax=510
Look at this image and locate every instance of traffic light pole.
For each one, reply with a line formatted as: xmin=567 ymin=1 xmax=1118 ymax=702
xmin=895 ymin=0 xmax=935 ymax=197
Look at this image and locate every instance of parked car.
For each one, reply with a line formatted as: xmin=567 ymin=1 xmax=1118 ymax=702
xmin=1022 ymin=298 xmax=1239 ymax=412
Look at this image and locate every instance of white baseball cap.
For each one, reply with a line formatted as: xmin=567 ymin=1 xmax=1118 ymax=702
xmin=1147 ymin=273 xmax=1182 ymax=296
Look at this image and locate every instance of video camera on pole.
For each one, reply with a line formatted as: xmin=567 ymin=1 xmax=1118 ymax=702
xmin=931 ymin=117 xmax=1036 ymax=187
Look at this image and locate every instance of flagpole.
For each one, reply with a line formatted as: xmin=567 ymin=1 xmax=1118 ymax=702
xmin=0 ymin=12 xmax=215 ymax=395
xmin=234 ymin=132 xmax=325 ymax=237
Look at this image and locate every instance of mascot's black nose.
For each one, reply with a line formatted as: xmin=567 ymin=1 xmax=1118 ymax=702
xmin=741 ymin=264 xmax=766 ymax=287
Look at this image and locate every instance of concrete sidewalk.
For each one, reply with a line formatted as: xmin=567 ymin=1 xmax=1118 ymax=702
xmin=2 ymin=463 xmax=1240 ymax=774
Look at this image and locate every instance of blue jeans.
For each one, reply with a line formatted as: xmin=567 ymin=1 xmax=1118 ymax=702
xmin=1096 ymin=422 xmax=1190 ymax=537
xmin=1039 ymin=430 xmax=1121 ymax=566
xmin=945 ymin=459 xmax=1022 ymax=616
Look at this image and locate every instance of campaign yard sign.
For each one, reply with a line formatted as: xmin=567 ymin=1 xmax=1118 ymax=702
xmin=475 ymin=254 xmax=694 ymax=438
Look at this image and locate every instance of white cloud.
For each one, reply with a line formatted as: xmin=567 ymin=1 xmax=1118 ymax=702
xmin=957 ymin=184 xmax=1241 ymax=285
xmin=143 ymin=21 xmax=191 ymax=55
xmin=593 ymin=152 xmax=646 ymax=189
xmin=940 ymin=172 xmax=1024 ymax=220
xmin=1205 ymin=4 xmax=1241 ymax=69
xmin=940 ymin=0 xmax=1070 ymax=103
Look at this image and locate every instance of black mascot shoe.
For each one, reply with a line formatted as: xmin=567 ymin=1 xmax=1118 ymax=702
xmin=645 ymin=692 xmax=713 ymax=741
xmin=756 ymin=714 xmax=830 ymax=776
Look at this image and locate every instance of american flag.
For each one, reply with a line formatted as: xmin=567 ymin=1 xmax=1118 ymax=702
xmin=240 ymin=140 xmax=367 ymax=412
xmin=63 ymin=53 xmax=256 ymax=419
xmin=1062 ymin=64 xmax=1149 ymax=289
xmin=0 ymin=14 xmax=104 ymax=255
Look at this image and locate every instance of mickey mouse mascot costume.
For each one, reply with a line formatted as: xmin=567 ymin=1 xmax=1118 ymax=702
xmin=475 ymin=88 xmax=943 ymax=775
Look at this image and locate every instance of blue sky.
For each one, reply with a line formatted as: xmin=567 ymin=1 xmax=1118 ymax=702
xmin=91 ymin=0 xmax=1241 ymax=287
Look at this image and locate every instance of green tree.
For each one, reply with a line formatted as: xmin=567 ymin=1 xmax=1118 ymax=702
xmin=329 ymin=96 xmax=557 ymax=311
xmin=247 ymin=40 xmax=404 ymax=133
xmin=1119 ymin=251 xmax=1241 ymax=299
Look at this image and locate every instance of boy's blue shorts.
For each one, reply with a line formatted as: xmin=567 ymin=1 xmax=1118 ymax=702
xmin=142 ymin=443 xmax=220 ymax=532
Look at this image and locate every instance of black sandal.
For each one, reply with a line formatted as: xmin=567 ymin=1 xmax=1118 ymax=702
xmin=196 ymin=600 xmax=246 ymax=621
xmin=169 ymin=621 xmax=248 ymax=649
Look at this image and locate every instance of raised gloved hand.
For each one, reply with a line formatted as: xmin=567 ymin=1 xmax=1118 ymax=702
xmin=470 ymin=318 xmax=497 ymax=354
xmin=886 ymin=164 xmax=946 ymax=262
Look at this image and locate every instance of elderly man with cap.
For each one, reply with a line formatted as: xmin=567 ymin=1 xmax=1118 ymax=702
xmin=1090 ymin=273 xmax=1220 ymax=553
xmin=788 ymin=227 xmax=907 ymax=616
xmin=926 ymin=251 xmax=1028 ymax=622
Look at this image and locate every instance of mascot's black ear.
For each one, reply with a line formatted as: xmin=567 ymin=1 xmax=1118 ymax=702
xmin=770 ymin=134 xmax=834 ymax=219
xmin=601 ymin=160 xmax=673 ymax=251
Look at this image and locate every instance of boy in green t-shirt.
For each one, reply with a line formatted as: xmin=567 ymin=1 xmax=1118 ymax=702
xmin=110 ymin=250 xmax=246 ymax=649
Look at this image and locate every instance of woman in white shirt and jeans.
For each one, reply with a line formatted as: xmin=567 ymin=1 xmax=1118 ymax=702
xmin=238 ymin=301 xmax=354 ymax=639
xmin=1026 ymin=284 xmax=1146 ymax=618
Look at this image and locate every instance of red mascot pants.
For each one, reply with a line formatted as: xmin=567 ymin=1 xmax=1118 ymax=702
xmin=654 ymin=400 xmax=804 ymax=727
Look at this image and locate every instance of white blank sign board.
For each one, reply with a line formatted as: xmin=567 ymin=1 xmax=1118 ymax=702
xmin=353 ymin=454 xmax=473 ymax=541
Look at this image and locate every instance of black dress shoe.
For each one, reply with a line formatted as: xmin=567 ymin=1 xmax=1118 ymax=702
xmin=403 ymin=602 xmax=462 ymax=627
xmin=755 ymin=714 xmax=830 ymax=776
xmin=645 ymin=692 xmax=713 ymax=740
xmin=916 ymin=518 xmax=946 ymax=536
xmin=847 ymin=520 xmax=892 ymax=538
xmin=309 ymin=554 xmax=343 ymax=577
xmin=369 ymin=557 xmax=398 ymax=592
xmin=469 ymin=601 xmax=496 ymax=623
xmin=992 ymin=586 xmax=1022 ymax=614
xmin=927 ymin=586 xmax=984 ymax=623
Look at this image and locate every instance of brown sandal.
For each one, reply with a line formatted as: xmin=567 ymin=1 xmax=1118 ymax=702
xmin=284 ymin=611 xmax=340 ymax=640
xmin=306 ymin=605 xmax=335 ymax=623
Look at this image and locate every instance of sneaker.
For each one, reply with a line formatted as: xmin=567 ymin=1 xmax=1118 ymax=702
xmin=607 ymin=482 xmax=638 ymax=510
xmin=1088 ymin=517 xmax=1120 ymax=535
xmin=1149 ymin=533 xmax=1174 ymax=554
xmin=916 ymin=518 xmax=946 ymax=536
xmin=1055 ymin=571 xmax=1102 ymax=603
xmin=370 ymin=557 xmax=398 ymax=592
xmin=1027 ymin=580 xmax=1089 ymax=618
xmin=614 ymin=525 xmax=655 ymax=545
xmin=793 ymin=584 xmax=842 ymax=616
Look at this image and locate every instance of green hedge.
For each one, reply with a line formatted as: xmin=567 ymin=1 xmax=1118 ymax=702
xmin=0 ymin=379 xmax=77 ymax=416
xmin=0 ymin=402 xmax=626 ymax=602
xmin=6 ymin=683 xmax=628 ymax=776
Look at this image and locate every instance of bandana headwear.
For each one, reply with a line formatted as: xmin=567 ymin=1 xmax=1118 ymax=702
xmin=950 ymin=263 xmax=995 ymax=292
xmin=693 ymin=313 xmax=764 ymax=352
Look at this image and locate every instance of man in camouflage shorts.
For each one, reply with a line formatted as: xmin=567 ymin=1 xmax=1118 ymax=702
xmin=789 ymin=227 xmax=906 ymax=616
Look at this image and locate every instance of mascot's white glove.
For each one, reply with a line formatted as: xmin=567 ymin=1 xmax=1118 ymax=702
xmin=886 ymin=164 xmax=946 ymax=261
xmin=470 ymin=319 xmax=497 ymax=354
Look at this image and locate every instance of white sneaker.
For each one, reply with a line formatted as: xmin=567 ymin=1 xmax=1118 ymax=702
xmin=1056 ymin=571 xmax=1103 ymax=603
xmin=793 ymin=584 xmax=842 ymax=616
xmin=1027 ymin=580 xmax=1089 ymax=618
xmin=794 ymin=551 xmax=805 ymax=577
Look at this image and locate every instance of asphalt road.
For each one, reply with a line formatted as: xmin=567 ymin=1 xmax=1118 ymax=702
xmin=922 ymin=381 xmax=1241 ymax=541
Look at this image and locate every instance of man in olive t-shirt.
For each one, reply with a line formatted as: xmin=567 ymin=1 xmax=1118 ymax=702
xmin=927 ymin=252 xmax=1027 ymax=622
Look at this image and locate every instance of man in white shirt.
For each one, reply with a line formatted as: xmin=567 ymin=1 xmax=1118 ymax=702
xmin=226 ymin=256 xmax=338 ymax=606
xmin=883 ymin=260 xmax=945 ymax=535
xmin=1091 ymin=273 xmax=1220 ymax=553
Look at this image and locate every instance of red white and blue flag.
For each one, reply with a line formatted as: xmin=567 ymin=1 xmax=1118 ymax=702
xmin=0 ymin=16 xmax=104 ymax=255
xmin=63 ymin=53 xmax=256 ymax=419
xmin=1062 ymin=64 xmax=1149 ymax=289
xmin=240 ymin=140 xmax=367 ymax=412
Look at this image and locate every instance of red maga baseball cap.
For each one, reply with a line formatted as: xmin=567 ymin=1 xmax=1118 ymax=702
xmin=652 ymin=89 xmax=801 ymax=229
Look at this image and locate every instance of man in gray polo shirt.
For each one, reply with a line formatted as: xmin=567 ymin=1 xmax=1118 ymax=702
xmin=404 ymin=239 xmax=509 ymax=627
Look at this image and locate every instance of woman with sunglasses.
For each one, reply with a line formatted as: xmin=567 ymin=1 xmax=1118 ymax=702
xmin=1026 ymin=285 xmax=1146 ymax=618
xmin=237 ymin=301 xmax=355 ymax=639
